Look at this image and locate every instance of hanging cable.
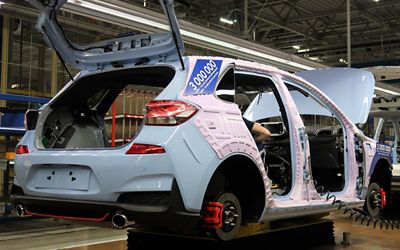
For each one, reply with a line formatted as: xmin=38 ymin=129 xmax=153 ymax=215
xmin=315 ymin=183 xmax=400 ymax=230
xmin=247 ymin=0 xmax=270 ymax=35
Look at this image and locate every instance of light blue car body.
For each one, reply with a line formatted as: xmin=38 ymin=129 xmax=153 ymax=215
xmin=11 ymin=0 xmax=393 ymax=240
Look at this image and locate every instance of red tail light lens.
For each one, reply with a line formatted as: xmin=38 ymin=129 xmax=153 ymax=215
xmin=126 ymin=144 xmax=166 ymax=154
xmin=145 ymin=100 xmax=198 ymax=126
xmin=16 ymin=145 xmax=29 ymax=154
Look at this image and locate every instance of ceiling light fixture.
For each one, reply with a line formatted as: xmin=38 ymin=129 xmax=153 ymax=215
xmin=65 ymin=0 xmax=316 ymax=70
xmin=292 ymin=45 xmax=300 ymax=50
xmin=219 ymin=17 xmax=234 ymax=25
xmin=308 ymin=56 xmax=320 ymax=61
xmin=297 ymin=48 xmax=310 ymax=53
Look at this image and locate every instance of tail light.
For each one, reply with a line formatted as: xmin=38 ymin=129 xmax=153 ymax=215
xmin=16 ymin=145 xmax=29 ymax=154
xmin=126 ymin=143 xmax=165 ymax=154
xmin=145 ymin=100 xmax=198 ymax=126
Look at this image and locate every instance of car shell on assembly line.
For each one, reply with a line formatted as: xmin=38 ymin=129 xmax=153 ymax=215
xmin=11 ymin=0 xmax=392 ymax=241
xmin=366 ymin=109 xmax=400 ymax=200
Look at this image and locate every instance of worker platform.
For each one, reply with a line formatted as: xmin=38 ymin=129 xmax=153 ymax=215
xmin=2 ymin=210 xmax=400 ymax=250
xmin=127 ymin=215 xmax=335 ymax=249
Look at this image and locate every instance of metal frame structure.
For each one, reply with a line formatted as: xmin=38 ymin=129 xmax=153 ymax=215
xmin=149 ymin=0 xmax=400 ymax=66
xmin=1 ymin=0 xmax=324 ymax=72
xmin=3 ymin=0 xmax=400 ymax=68
xmin=2 ymin=1 xmax=400 ymax=96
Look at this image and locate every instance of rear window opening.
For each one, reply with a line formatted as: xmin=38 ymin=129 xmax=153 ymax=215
xmin=36 ymin=66 xmax=175 ymax=149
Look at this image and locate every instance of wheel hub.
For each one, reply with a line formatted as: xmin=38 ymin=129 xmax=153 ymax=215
xmin=369 ymin=188 xmax=386 ymax=210
xmin=222 ymin=201 xmax=238 ymax=232
xmin=369 ymin=190 xmax=380 ymax=209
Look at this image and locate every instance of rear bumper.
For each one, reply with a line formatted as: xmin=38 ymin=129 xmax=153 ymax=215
xmin=11 ymin=180 xmax=201 ymax=232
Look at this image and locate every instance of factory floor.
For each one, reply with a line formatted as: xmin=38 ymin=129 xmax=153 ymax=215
xmin=0 ymin=218 xmax=127 ymax=250
xmin=0 ymin=210 xmax=399 ymax=250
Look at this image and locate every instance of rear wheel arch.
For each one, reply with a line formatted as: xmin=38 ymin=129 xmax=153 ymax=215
xmin=202 ymin=155 xmax=265 ymax=222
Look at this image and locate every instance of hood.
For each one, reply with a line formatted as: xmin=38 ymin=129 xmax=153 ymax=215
xmin=28 ymin=0 xmax=184 ymax=71
xmin=296 ymin=68 xmax=375 ymax=124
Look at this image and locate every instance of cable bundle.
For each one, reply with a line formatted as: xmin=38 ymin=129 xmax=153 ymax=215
xmin=316 ymin=185 xmax=400 ymax=230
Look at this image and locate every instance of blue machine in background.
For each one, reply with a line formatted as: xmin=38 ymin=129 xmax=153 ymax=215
xmin=0 ymin=93 xmax=49 ymax=219
xmin=0 ymin=93 xmax=49 ymax=135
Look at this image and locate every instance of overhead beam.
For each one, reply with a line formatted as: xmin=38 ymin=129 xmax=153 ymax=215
xmin=59 ymin=0 xmax=324 ymax=71
xmin=0 ymin=4 xmax=119 ymax=38
xmin=285 ymin=1 xmax=400 ymax=23
xmin=347 ymin=0 xmax=351 ymax=67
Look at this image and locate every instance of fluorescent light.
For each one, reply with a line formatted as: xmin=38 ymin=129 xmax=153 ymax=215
xmin=308 ymin=56 xmax=319 ymax=61
xmin=66 ymin=0 xmax=315 ymax=70
xmin=67 ymin=0 xmax=169 ymax=30
xmin=374 ymin=86 xmax=400 ymax=96
xmin=220 ymin=17 xmax=234 ymax=25
xmin=373 ymin=0 xmax=380 ymax=2
xmin=297 ymin=48 xmax=310 ymax=53
xmin=292 ymin=45 xmax=300 ymax=50
xmin=182 ymin=29 xmax=315 ymax=69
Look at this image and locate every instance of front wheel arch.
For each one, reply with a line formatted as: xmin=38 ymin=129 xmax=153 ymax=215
xmin=370 ymin=159 xmax=392 ymax=194
xmin=364 ymin=158 xmax=392 ymax=215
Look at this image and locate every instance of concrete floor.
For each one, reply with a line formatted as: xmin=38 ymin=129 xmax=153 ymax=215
xmin=327 ymin=211 xmax=400 ymax=250
xmin=0 ymin=218 xmax=127 ymax=250
xmin=0 ymin=210 xmax=398 ymax=250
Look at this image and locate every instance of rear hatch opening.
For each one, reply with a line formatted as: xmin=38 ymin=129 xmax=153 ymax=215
xmin=36 ymin=66 xmax=175 ymax=149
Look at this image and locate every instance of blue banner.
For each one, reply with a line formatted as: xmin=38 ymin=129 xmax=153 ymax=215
xmin=368 ymin=142 xmax=393 ymax=176
xmin=184 ymin=59 xmax=222 ymax=95
xmin=376 ymin=142 xmax=392 ymax=157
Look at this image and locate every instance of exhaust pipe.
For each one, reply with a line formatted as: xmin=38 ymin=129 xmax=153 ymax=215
xmin=111 ymin=213 xmax=135 ymax=229
xmin=16 ymin=204 xmax=29 ymax=217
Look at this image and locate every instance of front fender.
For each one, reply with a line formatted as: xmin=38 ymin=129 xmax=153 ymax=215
xmin=368 ymin=142 xmax=393 ymax=177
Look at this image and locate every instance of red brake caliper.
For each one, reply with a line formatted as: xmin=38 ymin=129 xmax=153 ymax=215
xmin=379 ymin=188 xmax=386 ymax=209
xmin=203 ymin=202 xmax=223 ymax=228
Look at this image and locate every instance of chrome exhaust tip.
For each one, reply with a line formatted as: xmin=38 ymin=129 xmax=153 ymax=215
xmin=16 ymin=204 xmax=27 ymax=217
xmin=111 ymin=213 xmax=134 ymax=229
